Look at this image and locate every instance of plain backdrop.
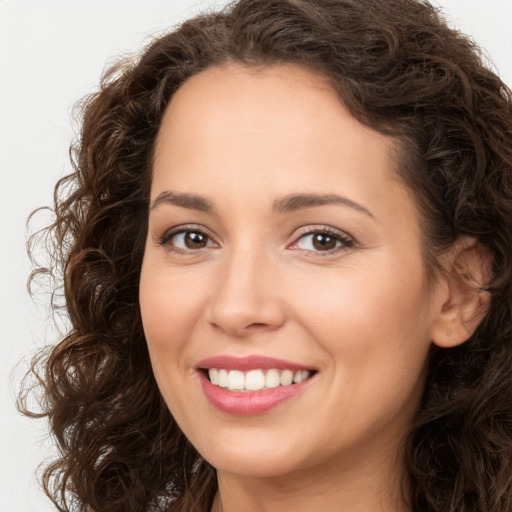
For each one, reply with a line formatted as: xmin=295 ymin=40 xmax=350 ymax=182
xmin=1 ymin=1 xmax=511 ymax=510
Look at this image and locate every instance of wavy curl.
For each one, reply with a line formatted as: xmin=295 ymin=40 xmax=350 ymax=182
xmin=21 ymin=1 xmax=512 ymax=511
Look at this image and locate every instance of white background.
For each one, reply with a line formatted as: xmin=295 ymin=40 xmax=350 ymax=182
xmin=1 ymin=1 xmax=511 ymax=510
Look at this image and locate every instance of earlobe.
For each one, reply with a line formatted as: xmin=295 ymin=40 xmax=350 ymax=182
xmin=431 ymin=237 xmax=492 ymax=349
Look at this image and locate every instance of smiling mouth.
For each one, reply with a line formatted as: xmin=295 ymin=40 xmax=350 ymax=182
xmin=204 ymin=368 xmax=315 ymax=392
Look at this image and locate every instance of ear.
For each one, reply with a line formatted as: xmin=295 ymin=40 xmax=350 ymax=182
xmin=431 ymin=237 xmax=492 ymax=348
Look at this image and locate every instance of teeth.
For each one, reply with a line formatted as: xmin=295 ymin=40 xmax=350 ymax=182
xmin=280 ymin=369 xmax=294 ymax=386
xmin=265 ymin=369 xmax=280 ymax=388
xmin=245 ymin=369 xmax=266 ymax=391
xmin=218 ymin=369 xmax=229 ymax=388
xmin=209 ymin=368 xmax=219 ymax=385
xmin=207 ymin=368 xmax=311 ymax=391
xmin=294 ymin=370 xmax=310 ymax=383
xmin=227 ymin=370 xmax=245 ymax=391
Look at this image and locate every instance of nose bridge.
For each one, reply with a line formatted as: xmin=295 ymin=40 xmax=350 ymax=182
xmin=207 ymin=237 xmax=284 ymax=336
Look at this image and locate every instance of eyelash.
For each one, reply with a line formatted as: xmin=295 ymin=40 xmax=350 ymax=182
xmin=289 ymin=225 xmax=355 ymax=255
xmin=158 ymin=224 xmax=215 ymax=254
xmin=158 ymin=224 xmax=355 ymax=256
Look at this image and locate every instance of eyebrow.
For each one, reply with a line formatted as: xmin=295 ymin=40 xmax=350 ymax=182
xmin=273 ymin=193 xmax=374 ymax=217
xmin=150 ymin=190 xmax=373 ymax=217
xmin=150 ymin=191 xmax=213 ymax=212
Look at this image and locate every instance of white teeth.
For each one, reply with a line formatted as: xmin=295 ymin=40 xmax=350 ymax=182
xmin=265 ymin=369 xmax=280 ymax=388
xmin=206 ymin=368 xmax=312 ymax=391
xmin=218 ymin=369 xmax=229 ymax=388
xmin=245 ymin=369 xmax=266 ymax=391
xmin=293 ymin=370 xmax=310 ymax=383
xmin=227 ymin=370 xmax=245 ymax=391
xmin=280 ymin=369 xmax=294 ymax=386
xmin=209 ymin=368 xmax=219 ymax=385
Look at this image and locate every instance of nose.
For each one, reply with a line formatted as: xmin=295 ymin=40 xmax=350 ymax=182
xmin=206 ymin=246 xmax=286 ymax=338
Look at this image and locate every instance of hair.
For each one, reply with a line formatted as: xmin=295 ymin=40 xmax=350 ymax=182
xmin=21 ymin=0 xmax=512 ymax=511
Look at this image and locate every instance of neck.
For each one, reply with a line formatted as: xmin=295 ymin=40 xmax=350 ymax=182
xmin=211 ymin=446 xmax=410 ymax=512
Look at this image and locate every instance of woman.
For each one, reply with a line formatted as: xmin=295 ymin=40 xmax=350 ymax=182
xmin=23 ymin=0 xmax=512 ymax=511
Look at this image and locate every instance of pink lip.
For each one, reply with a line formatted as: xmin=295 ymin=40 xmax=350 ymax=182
xmin=196 ymin=356 xmax=316 ymax=416
xmin=197 ymin=355 xmax=310 ymax=372
xmin=199 ymin=372 xmax=313 ymax=415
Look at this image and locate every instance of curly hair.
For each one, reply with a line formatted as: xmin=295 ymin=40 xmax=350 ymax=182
xmin=22 ymin=0 xmax=512 ymax=511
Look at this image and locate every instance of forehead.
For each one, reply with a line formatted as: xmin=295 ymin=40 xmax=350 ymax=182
xmin=151 ymin=63 xmax=415 ymax=230
xmin=162 ymin=64 xmax=345 ymax=136
xmin=156 ymin=64 xmax=391 ymax=153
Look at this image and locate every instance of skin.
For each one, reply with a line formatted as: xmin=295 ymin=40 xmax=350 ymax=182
xmin=139 ymin=63 xmax=484 ymax=512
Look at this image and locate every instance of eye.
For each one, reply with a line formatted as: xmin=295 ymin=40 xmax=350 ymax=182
xmin=173 ymin=231 xmax=210 ymax=249
xmin=290 ymin=227 xmax=354 ymax=254
xmin=159 ymin=226 xmax=218 ymax=252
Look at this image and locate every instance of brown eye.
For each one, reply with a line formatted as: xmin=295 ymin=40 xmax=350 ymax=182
xmin=184 ymin=231 xmax=208 ymax=249
xmin=312 ymin=233 xmax=337 ymax=251
xmin=296 ymin=232 xmax=341 ymax=251
xmin=293 ymin=228 xmax=354 ymax=254
xmin=162 ymin=229 xmax=215 ymax=251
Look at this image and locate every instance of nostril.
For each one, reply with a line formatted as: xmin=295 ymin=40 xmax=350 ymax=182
xmin=246 ymin=322 xmax=268 ymax=329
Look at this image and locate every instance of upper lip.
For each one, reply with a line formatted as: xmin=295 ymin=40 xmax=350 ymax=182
xmin=197 ymin=355 xmax=313 ymax=372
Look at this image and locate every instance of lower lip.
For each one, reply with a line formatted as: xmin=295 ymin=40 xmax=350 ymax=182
xmin=199 ymin=372 xmax=313 ymax=415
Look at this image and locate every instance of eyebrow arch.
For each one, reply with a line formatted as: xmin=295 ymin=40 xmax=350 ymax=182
xmin=150 ymin=190 xmax=373 ymax=218
xmin=150 ymin=191 xmax=213 ymax=212
xmin=273 ymin=193 xmax=373 ymax=217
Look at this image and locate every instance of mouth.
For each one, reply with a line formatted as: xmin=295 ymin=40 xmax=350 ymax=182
xmin=203 ymin=368 xmax=314 ymax=392
xmin=196 ymin=356 xmax=317 ymax=412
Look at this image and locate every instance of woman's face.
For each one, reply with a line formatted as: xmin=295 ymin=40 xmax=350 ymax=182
xmin=140 ymin=64 xmax=440 ymax=479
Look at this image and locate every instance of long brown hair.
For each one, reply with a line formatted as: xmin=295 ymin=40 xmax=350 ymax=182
xmin=22 ymin=1 xmax=512 ymax=511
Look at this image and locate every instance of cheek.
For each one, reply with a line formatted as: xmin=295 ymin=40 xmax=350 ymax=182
xmin=290 ymin=264 xmax=432 ymax=439
xmin=139 ymin=264 xmax=205 ymax=418
xmin=289 ymin=255 xmax=433 ymax=375
xmin=139 ymin=262 xmax=209 ymax=392
xmin=140 ymin=261 xmax=207 ymax=339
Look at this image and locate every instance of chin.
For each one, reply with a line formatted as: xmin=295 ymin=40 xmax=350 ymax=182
xmin=194 ymin=433 xmax=308 ymax=479
xmin=210 ymin=453 xmax=303 ymax=479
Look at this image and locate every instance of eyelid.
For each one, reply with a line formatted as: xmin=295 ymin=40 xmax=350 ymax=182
xmin=157 ymin=223 xmax=219 ymax=249
xmin=288 ymin=224 xmax=356 ymax=253
xmin=155 ymin=223 xmax=355 ymax=255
